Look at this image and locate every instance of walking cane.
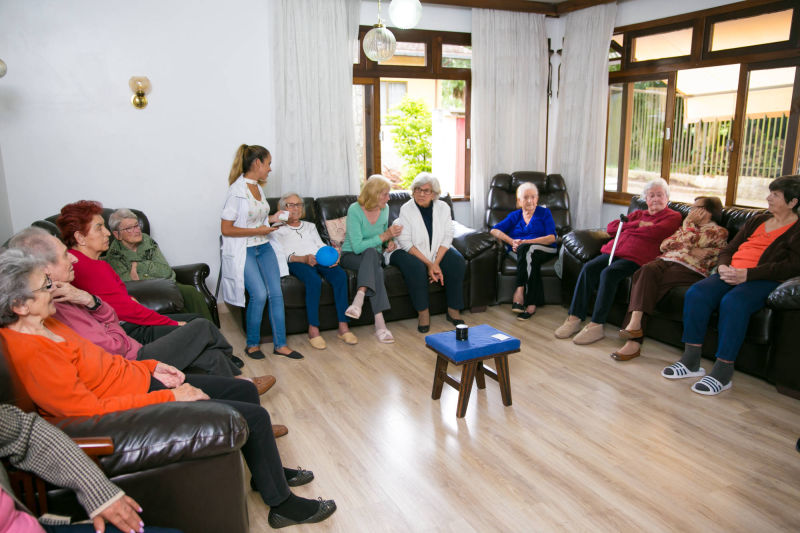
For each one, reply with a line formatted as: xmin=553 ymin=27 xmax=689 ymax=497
xmin=608 ymin=214 xmax=629 ymax=265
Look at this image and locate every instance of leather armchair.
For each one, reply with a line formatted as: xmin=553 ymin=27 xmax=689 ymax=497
xmin=0 ymin=339 xmax=250 ymax=533
xmin=230 ymin=191 xmax=497 ymax=339
xmin=484 ymin=171 xmax=572 ymax=305
xmin=40 ymin=208 xmax=219 ymax=326
xmin=560 ymin=195 xmax=800 ymax=398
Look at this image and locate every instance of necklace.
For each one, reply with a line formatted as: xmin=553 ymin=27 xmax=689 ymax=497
xmin=287 ymin=221 xmax=304 ymax=238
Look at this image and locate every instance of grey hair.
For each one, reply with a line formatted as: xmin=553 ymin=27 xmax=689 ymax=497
xmin=516 ymin=182 xmax=539 ymax=198
xmin=642 ymin=177 xmax=670 ymax=198
xmin=410 ymin=172 xmax=441 ymax=200
xmin=7 ymin=227 xmax=60 ymax=265
xmin=108 ymin=208 xmax=138 ymax=232
xmin=278 ymin=192 xmax=305 ymax=218
xmin=0 ymin=249 xmax=45 ymax=326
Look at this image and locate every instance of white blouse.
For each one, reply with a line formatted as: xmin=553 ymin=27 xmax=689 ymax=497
xmin=271 ymin=221 xmax=326 ymax=259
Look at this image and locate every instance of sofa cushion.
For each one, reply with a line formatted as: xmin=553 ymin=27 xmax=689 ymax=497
xmin=324 ymin=217 xmax=347 ymax=253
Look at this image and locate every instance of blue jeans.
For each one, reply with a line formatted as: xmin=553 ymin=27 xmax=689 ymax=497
xmin=288 ymin=262 xmax=350 ymax=326
xmin=244 ymin=243 xmax=286 ymax=348
xmin=568 ymin=253 xmax=640 ymax=323
xmin=682 ymin=274 xmax=779 ymax=362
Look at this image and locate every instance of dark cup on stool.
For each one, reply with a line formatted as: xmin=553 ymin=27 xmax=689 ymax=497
xmin=455 ymin=324 xmax=468 ymax=341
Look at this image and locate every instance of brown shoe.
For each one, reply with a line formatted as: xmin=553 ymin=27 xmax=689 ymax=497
xmin=272 ymin=424 xmax=288 ymax=439
xmin=610 ymin=346 xmax=641 ymax=361
xmin=554 ymin=317 xmax=583 ymax=339
xmin=619 ymin=328 xmax=643 ymax=339
xmin=250 ymin=375 xmax=276 ymax=395
xmin=573 ymin=323 xmax=604 ymax=345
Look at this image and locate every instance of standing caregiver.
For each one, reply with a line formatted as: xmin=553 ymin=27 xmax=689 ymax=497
xmin=220 ymin=144 xmax=304 ymax=360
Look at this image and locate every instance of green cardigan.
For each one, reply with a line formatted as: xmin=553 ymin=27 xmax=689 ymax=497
xmin=105 ymin=234 xmax=176 ymax=281
xmin=342 ymin=203 xmax=388 ymax=254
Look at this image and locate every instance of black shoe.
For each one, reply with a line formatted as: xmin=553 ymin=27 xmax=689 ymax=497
xmin=285 ymin=467 xmax=315 ymax=487
xmin=517 ymin=311 xmax=535 ymax=320
xmin=273 ymin=349 xmax=304 ymax=360
xmin=268 ymin=498 xmax=336 ymax=529
xmin=511 ymin=302 xmax=525 ymax=313
xmin=417 ymin=323 xmax=430 ymax=333
xmin=796 ymin=438 xmax=800 ymax=454
xmin=246 ymin=348 xmax=266 ymax=360
xmin=445 ymin=313 xmax=465 ymax=326
xmin=231 ymin=355 xmax=245 ymax=368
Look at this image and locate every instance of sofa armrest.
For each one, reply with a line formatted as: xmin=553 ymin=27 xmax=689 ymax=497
xmin=174 ymin=263 xmax=220 ymax=326
xmin=561 ymin=229 xmax=612 ymax=263
xmin=451 ymin=223 xmax=497 ymax=261
xmin=124 ymin=279 xmax=184 ymax=315
xmin=53 ymin=401 xmax=249 ymax=477
xmin=767 ymin=276 xmax=800 ymax=311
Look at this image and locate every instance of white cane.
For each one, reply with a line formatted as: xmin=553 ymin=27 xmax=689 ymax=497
xmin=608 ymin=214 xmax=629 ymax=265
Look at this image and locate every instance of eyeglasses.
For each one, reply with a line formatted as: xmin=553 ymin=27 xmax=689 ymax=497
xmin=119 ymin=223 xmax=141 ymax=233
xmin=415 ymin=188 xmax=434 ymax=195
xmin=34 ymin=274 xmax=52 ymax=292
xmin=284 ymin=203 xmax=303 ymax=208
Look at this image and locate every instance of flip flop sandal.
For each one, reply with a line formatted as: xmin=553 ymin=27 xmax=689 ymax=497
xmin=345 ymin=305 xmax=362 ymax=319
xmin=691 ymin=375 xmax=732 ymax=395
xmin=661 ymin=362 xmax=706 ymax=380
xmin=375 ymin=328 xmax=395 ymax=343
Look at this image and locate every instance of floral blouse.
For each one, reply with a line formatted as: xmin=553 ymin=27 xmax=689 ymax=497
xmin=659 ymin=218 xmax=729 ymax=276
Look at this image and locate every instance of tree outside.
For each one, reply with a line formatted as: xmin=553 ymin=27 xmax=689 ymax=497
xmin=385 ymin=96 xmax=433 ymax=188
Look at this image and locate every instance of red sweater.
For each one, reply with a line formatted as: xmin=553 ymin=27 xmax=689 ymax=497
xmin=0 ymin=319 xmax=174 ymax=420
xmin=69 ymin=249 xmax=177 ymax=326
xmin=600 ymin=208 xmax=682 ymax=266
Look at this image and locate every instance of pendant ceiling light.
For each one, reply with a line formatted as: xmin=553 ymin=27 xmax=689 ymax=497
xmin=363 ymin=0 xmax=396 ymax=62
xmin=389 ymin=0 xmax=422 ymax=29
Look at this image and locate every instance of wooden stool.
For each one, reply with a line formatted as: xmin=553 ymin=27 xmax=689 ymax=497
xmin=425 ymin=325 xmax=520 ymax=417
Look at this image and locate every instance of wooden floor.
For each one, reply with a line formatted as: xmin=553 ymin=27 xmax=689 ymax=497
xmin=219 ymin=304 xmax=800 ymax=532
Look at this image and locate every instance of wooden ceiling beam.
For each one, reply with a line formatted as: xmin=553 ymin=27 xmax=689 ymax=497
xmin=421 ymin=1 xmax=558 ymax=16
xmin=555 ymin=0 xmax=616 ymax=15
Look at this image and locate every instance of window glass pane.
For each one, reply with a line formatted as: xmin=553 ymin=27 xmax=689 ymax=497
xmin=379 ymin=41 xmax=426 ymax=66
xmin=442 ymin=44 xmax=471 ymax=69
xmin=626 ymin=80 xmax=668 ymax=195
xmin=736 ymin=66 xmax=797 ymax=207
xmin=605 ymin=83 xmax=623 ymax=191
xmin=632 ymin=28 xmax=692 ymax=62
xmin=669 ymin=65 xmax=740 ymax=204
xmin=612 ymin=34 xmax=624 ymax=48
xmin=710 ymin=9 xmax=793 ymax=52
xmin=380 ymin=77 xmax=463 ymax=196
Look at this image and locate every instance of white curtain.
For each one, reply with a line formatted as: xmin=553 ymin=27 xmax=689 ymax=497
xmin=551 ymin=2 xmax=617 ymax=229
xmin=272 ymin=0 xmax=361 ymax=197
xmin=470 ymin=9 xmax=549 ymax=228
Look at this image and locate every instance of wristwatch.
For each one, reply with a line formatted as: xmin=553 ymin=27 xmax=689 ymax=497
xmin=87 ymin=295 xmax=102 ymax=311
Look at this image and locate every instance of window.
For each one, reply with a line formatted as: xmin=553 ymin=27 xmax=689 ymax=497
xmin=605 ymin=1 xmax=800 ymax=208
xmin=354 ymin=27 xmax=471 ymax=198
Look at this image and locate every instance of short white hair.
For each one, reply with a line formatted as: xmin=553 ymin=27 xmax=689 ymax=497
xmin=642 ymin=177 xmax=670 ymax=198
xmin=109 ymin=208 xmax=138 ymax=232
xmin=516 ymin=182 xmax=539 ymax=198
xmin=410 ymin=172 xmax=441 ymax=200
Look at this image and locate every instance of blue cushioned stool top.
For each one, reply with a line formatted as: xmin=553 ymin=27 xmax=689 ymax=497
xmin=425 ymin=324 xmax=521 ymax=363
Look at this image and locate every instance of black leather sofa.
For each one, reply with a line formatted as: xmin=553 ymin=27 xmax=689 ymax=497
xmin=484 ymin=171 xmax=572 ymax=305
xmin=233 ymin=191 xmax=498 ymax=339
xmin=34 ymin=208 xmax=220 ymax=326
xmin=561 ymin=195 xmax=800 ymax=398
xmin=0 ymin=339 xmax=250 ymax=533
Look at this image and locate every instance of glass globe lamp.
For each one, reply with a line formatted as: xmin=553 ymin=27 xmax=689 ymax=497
xmin=389 ymin=0 xmax=422 ymax=29
xmin=363 ymin=24 xmax=397 ymax=62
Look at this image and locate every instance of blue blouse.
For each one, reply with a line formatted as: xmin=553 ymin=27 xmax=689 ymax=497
xmin=492 ymin=206 xmax=557 ymax=251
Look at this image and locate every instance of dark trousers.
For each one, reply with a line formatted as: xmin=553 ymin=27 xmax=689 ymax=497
xmin=44 ymin=526 xmax=181 ymax=533
xmin=568 ymin=253 xmax=639 ymax=324
xmin=513 ymin=245 xmax=557 ymax=307
xmin=624 ymin=259 xmax=704 ymax=334
xmin=149 ymin=375 xmax=290 ymax=506
xmin=682 ymin=274 xmax=779 ymax=362
xmin=340 ymin=248 xmax=390 ymax=314
xmin=122 ymin=313 xmax=200 ymax=344
xmin=389 ymin=247 xmax=465 ymax=311
xmin=137 ymin=318 xmax=240 ymax=377
xmin=288 ymin=263 xmax=349 ymax=325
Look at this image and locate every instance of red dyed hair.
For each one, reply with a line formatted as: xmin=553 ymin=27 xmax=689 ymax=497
xmin=57 ymin=200 xmax=104 ymax=247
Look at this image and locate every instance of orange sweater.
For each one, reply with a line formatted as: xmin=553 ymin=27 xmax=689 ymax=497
xmin=0 ymin=318 xmax=174 ymax=420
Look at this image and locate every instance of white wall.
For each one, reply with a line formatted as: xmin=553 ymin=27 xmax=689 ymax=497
xmin=0 ymin=0 xmax=276 ymax=280
xmin=0 ymin=147 xmax=11 ymax=242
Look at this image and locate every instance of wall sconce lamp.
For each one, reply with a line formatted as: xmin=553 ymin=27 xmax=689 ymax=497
xmin=0 ymin=59 xmax=7 ymax=78
xmin=129 ymin=76 xmax=151 ymax=109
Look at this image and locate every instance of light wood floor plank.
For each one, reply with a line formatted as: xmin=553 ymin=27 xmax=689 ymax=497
xmin=217 ymin=304 xmax=800 ymax=532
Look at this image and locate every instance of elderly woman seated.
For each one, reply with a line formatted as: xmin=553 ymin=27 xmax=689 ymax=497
xmin=105 ymin=208 xmax=213 ymax=321
xmin=663 ymin=176 xmax=800 ymax=395
xmin=389 ymin=172 xmax=466 ymax=332
xmin=490 ymin=182 xmax=557 ymax=320
xmin=270 ymin=193 xmax=357 ymax=348
xmin=0 ymin=249 xmax=336 ymax=528
xmin=555 ymin=178 xmax=682 ymax=344
xmin=610 ymin=196 xmax=728 ymax=362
